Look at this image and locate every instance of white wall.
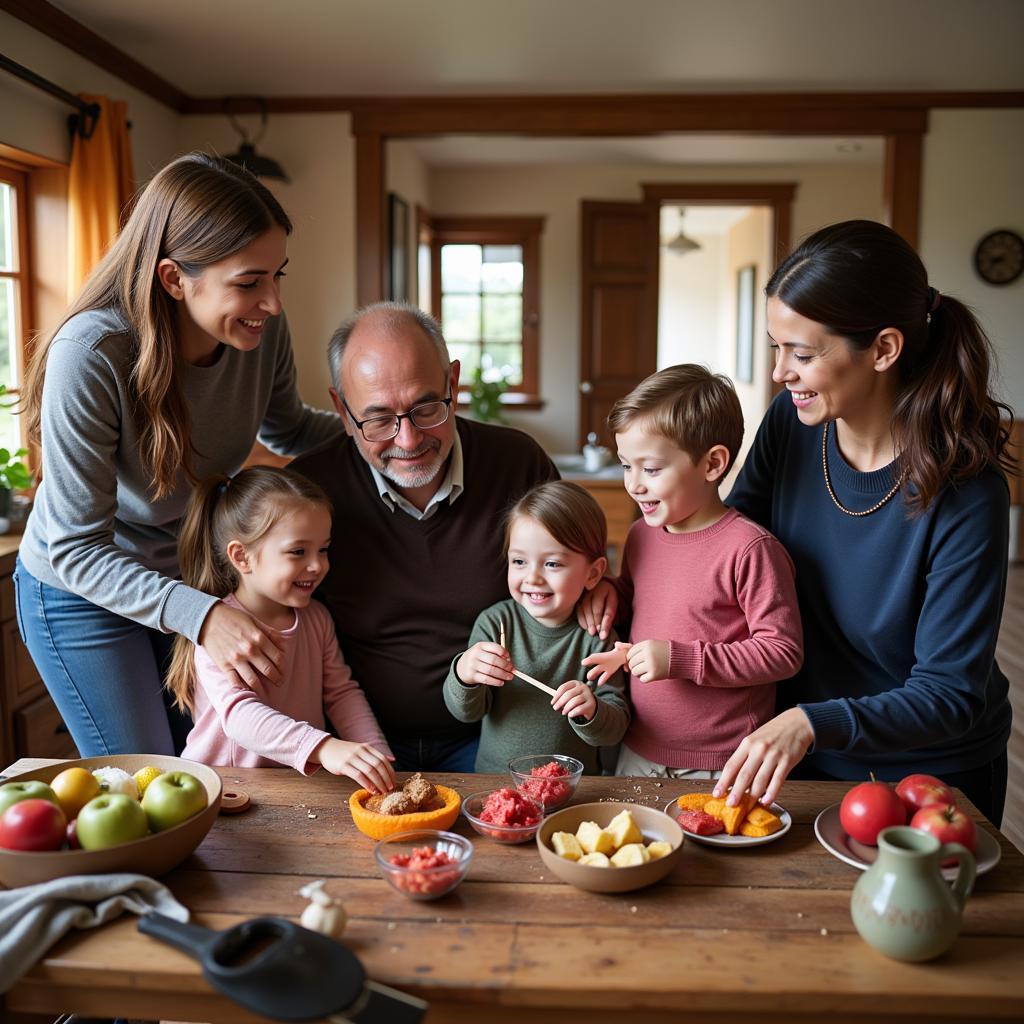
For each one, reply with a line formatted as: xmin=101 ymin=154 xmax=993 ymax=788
xmin=176 ymin=114 xmax=356 ymax=411
xmin=920 ymin=109 xmax=1024 ymax=415
xmin=430 ymin=160 xmax=884 ymax=451
xmin=386 ymin=141 xmax=431 ymax=305
xmin=658 ymin=232 xmax=724 ymax=372
xmin=0 ymin=12 xmax=180 ymax=180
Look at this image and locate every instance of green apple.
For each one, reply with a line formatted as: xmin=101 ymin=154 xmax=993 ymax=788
xmin=0 ymin=780 xmax=61 ymax=817
xmin=142 ymin=771 xmax=208 ymax=833
xmin=76 ymin=793 xmax=149 ymax=849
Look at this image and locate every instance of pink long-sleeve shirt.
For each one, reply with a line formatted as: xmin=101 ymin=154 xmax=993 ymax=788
xmin=182 ymin=595 xmax=391 ymax=774
xmin=617 ymin=507 xmax=803 ymax=770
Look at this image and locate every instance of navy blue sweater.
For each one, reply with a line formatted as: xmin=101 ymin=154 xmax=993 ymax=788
xmin=727 ymin=393 xmax=1011 ymax=780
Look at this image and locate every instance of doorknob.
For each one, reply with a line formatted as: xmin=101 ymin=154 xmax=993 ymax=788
xmin=580 ymin=381 xmax=593 ymax=394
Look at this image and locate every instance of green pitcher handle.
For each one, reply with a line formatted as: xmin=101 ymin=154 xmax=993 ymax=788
xmin=938 ymin=841 xmax=977 ymax=910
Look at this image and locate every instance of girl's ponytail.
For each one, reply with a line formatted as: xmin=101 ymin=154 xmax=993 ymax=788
xmin=165 ymin=475 xmax=233 ymax=714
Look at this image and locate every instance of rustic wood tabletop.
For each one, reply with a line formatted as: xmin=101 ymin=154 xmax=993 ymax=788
xmin=2 ymin=762 xmax=1023 ymax=1024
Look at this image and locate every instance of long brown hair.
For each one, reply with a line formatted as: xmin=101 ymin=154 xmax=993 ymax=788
xmin=23 ymin=152 xmax=291 ymax=500
xmin=165 ymin=466 xmax=331 ymax=713
xmin=767 ymin=220 xmax=1015 ymax=513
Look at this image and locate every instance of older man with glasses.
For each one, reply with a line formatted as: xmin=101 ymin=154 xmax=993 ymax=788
xmin=291 ymin=302 xmax=558 ymax=772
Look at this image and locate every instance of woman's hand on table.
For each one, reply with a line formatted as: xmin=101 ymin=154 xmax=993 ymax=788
xmin=713 ymin=707 xmax=815 ymax=806
xmin=199 ymin=601 xmax=284 ymax=687
xmin=316 ymin=738 xmax=396 ymax=794
xmin=577 ymin=579 xmax=618 ymax=639
xmin=456 ymin=642 xmax=513 ymax=686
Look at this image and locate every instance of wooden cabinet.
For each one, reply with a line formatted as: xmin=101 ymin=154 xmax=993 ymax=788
xmin=0 ymin=540 xmax=77 ymax=766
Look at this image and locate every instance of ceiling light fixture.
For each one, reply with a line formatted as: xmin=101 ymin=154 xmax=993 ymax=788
xmin=223 ymin=97 xmax=290 ymax=182
xmin=664 ymin=208 xmax=701 ymax=255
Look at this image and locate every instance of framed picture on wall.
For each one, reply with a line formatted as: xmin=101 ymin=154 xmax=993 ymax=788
xmin=388 ymin=192 xmax=410 ymax=301
xmin=736 ymin=263 xmax=756 ymax=384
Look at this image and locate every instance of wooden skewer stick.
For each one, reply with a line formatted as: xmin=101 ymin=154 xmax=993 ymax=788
xmin=512 ymin=667 xmax=559 ymax=697
xmin=497 ymin=620 xmax=558 ymax=696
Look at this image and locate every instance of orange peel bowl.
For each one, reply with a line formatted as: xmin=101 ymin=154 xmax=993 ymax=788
xmin=348 ymin=784 xmax=461 ymax=840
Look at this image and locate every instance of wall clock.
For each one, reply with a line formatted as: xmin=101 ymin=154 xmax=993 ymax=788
xmin=973 ymin=229 xmax=1024 ymax=286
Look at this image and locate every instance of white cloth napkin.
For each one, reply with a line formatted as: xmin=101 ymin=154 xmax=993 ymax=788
xmin=0 ymin=872 xmax=189 ymax=992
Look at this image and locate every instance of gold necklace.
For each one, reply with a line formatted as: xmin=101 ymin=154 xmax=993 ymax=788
xmin=821 ymin=421 xmax=903 ymax=517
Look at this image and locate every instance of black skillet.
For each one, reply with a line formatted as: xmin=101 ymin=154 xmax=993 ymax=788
xmin=139 ymin=912 xmax=426 ymax=1023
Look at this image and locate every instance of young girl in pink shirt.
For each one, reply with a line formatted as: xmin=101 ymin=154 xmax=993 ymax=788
xmin=166 ymin=467 xmax=395 ymax=793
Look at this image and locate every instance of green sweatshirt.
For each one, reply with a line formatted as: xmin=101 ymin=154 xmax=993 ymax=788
xmin=443 ymin=598 xmax=629 ymax=774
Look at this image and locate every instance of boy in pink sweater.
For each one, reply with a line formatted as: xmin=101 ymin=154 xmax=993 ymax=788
xmin=167 ymin=467 xmax=394 ymax=792
xmin=583 ymin=365 xmax=803 ymax=779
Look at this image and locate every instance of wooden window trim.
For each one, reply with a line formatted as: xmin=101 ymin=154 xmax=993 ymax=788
xmin=430 ymin=216 xmax=544 ymax=405
xmin=0 ymin=161 xmax=33 ymax=411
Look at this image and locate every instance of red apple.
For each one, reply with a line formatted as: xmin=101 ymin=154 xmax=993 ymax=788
xmin=0 ymin=797 xmax=67 ymax=851
xmin=894 ymin=773 xmax=956 ymax=817
xmin=909 ymin=803 xmax=977 ymax=857
xmin=839 ymin=779 xmax=906 ymax=846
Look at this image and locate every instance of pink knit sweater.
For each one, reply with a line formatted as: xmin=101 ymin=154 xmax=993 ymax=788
xmin=182 ymin=595 xmax=391 ymax=773
xmin=617 ymin=508 xmax=803 ymax=770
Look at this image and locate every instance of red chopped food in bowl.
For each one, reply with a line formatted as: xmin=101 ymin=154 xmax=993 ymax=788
xmin=387 ymin=845 xmax=463 ymax=896
xmin=676 ymin=809 xmax=725 ymax=836
xmin=479 ymin=787 xmax=543 ymax=827
xmin=516 ymin=761 xmax=572 ymax=806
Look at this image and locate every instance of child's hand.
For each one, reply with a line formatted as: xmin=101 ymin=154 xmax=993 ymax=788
xmin=627 ymin=639 xmax=671 ymax=683
xmin=551 ymin=680 xmax=597 ymax=721
xmin=317 ymin=739 xmax=396 ymax=794
xmin=576 ymin=579 xmax=619 ymax=640
xmin=456 ymin=642 xmax=513 ymax=687
xmin=581 ymin=641 xmax=632 ymax=685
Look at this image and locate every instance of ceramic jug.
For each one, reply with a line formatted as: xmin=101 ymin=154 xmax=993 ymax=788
xmin=850 ymin=824 xmax=976 ymax=962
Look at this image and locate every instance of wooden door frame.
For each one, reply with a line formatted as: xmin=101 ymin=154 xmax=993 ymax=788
xmin=351 ymin=93 xmax=930 ymax=304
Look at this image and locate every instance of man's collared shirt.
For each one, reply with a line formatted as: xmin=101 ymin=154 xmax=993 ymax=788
xmin=368 ymin=429 xmax=465 ymax=520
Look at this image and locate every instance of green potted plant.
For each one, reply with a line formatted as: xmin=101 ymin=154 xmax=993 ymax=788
xmin=0 ymin=385 xmax=32 ymax=522
xmin=467 ymin=366 xmax=509 ymax=424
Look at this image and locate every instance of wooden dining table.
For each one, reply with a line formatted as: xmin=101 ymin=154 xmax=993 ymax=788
xmin=2 ymin=761 xmax=1023 ymax=1023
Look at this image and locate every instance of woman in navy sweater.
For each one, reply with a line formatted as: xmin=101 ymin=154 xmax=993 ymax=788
xmin=716 ymin=220 xmax=1014 ymax=824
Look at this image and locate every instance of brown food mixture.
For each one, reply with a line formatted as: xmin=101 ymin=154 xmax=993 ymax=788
xmin=364 ymin=773 xmax=445 ymax=815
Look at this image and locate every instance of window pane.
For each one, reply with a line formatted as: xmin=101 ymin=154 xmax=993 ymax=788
xmin=442 ymin=294 xmax=481 ymax=343
xmin=447 ymin=341 xmax=481 ymax=381
xmin=0 ymin=183 xmax=13 ymax=272
xmin=482 ymin=343 xmax=523 ymax=387
xmin=417 ymin=241 xmax=432 ymax=315
xmin=482 ymin=245 xmax=523 ymax=293
xmin=482 ymin=294 xmax=522 ymax=342
xmin=440 ymin=244 xmax=481 ymax=293
xmin=0 ymin=403 xmax=19 ymax=460
xmin=0 ymin=277 xmax=16 ymax=390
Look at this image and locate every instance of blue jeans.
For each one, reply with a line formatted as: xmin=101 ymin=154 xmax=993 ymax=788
xmin=14 ymin=557 xmax=192 ymax=757
xmin=388 ymin=732 xmax=480 ymax=773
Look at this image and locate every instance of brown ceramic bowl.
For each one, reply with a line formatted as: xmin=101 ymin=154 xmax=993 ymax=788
xmin=0 ymin=754 xmax=223 ymax=888
xmin=536 ymin=800 xmax=684 ymax=893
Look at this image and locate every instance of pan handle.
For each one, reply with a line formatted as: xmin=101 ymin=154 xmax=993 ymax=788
xmin=139 ymin=911 xmax=216 ymax=961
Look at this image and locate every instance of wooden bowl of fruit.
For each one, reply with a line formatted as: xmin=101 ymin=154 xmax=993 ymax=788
xmin=536 ymin=801 xmax=684 ymax=893
xmin=0 ymin=754 xmax=222 ymax=888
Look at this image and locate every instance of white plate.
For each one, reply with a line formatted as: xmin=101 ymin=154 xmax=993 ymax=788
xmin=813 ymin=802 xmax=1001 ymax=880
xmin=664 ymin=797 xmax=792 ymax=847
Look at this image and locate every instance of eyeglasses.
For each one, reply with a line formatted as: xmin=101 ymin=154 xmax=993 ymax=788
xmin=342 ymin=391 xmax=453 ymax=442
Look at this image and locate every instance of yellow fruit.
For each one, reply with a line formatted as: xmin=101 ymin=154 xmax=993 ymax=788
xmin=610 ymin=843 xmax=651 ymax=867
xmin=50 ymin=766 xmax=101 ymax=819
xmin=575 ymin=821 xmax=614 ymax=855
xmin=646 ymin=841 xmax=673 ymax=860
xmin=552 ymin=831 xmax=584 ymax=861
xmin=133 ymin=766 xmax=164 ymax=796
xmin=606 ymin=809 xmax=642 ymax=848
xmin=577 ymin=852 xmax=611 ymax=867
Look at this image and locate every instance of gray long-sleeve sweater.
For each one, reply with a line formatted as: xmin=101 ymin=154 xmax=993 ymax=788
xmin=19 ymin=306 xmax=341 ymax=642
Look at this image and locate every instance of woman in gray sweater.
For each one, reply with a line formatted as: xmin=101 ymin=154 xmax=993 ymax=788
xmin=16 ymin=153 xmax=340 ymax=757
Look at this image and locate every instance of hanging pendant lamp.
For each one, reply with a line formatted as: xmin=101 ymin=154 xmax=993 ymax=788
xmin=223 ymin=97 xmax=290 ymax=182
xmin=664 ymin=208 xmax=701 ymax=255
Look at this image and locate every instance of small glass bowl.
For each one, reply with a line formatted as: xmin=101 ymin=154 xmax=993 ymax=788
xmin=373 ymin=829 xmax=473 ymax=900
xmin=462 ymin=789 xmax=545 ymax=844
xmin=507 ymin=754 xmax=584 ymax=810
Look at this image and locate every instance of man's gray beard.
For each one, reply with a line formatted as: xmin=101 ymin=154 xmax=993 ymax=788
xmin=359 ymin=437 xmax=445 ymax=490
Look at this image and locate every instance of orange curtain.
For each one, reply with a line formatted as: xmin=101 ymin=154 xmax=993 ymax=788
xmin=67 ymin=94 xmax=135 ymax=297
